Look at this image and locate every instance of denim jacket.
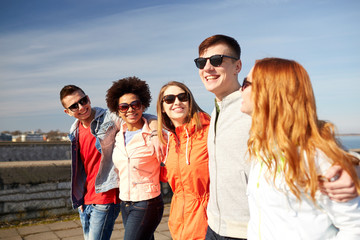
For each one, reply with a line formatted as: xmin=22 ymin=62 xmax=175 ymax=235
xmin=68 ymin=107 xmax=120 ymax=208
xmin=68 ymin=107 xmax=155 ymax=208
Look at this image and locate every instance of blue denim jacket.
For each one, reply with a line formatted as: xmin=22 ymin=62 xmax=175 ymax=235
xmin=68 ymin=107 xmax=120 ymax=209
xmin=68 ymin=107 xmax=156 ymax=208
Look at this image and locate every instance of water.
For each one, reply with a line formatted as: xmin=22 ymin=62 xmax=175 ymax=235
xmin=337 ymin=135 xmax=360 ymax=150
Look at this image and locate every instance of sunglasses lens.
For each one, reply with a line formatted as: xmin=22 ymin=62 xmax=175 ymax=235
xmin=68 ymin=96 xmax=88 ymax=111
xmin=241 ymin=78 xmax=252 ymax=91
xmin=177 ymin=93 xmax=188 ymax=102
xmin=194 ymin=58 xmax=207 ymax=69
xmin=130 ymin=100 xmax=141 ymax=110
xmin=79 ymin=96 xmax=88 ymax=105
xmin=119 ymin=104 xmax=129 ymax=112
xmin=210 ymin=55 xmax=223 ymax=67
xmin=163 ymin=95 xmax=176 ymax=104
xmin=163 ymin=93 xmax=188 ymax=104
xmin=68 ymin=103 xmax=78 ymax=111
xmin=194 ymin=55 xmax=224 ymax=69
xmin=119 ymin=100 xmax=142 ymax=112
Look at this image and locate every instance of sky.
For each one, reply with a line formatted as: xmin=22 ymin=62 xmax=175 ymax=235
xmin=0 ymin=0 xmax=359 ymax=134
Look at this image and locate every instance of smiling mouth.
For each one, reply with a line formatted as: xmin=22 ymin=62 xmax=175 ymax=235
xmin=172 ymin=107 xmax=184 ymax=112
xmin=126 ymin=113 xmax=138 ymax=118
xmin=79 ymin=108 xmax=89 ymax=115
xmin=206 ymin=75 xmax=218 ymax=81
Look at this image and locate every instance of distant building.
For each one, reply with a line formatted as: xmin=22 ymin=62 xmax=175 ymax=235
xmin=25 ymin=133 xmax=45 ymax=142
xmin=0 ymin=133 xmax=12 ymax=142
xmin=60 ymin=136 xmax=70 ymax=141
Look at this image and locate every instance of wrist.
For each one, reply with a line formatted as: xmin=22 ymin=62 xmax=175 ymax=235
xmin=150 ymin=130 xmax=158 ymax=138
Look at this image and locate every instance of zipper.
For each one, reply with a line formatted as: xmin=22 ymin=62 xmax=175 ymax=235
xmin=132 ymin=180 xmax=153 ymax=185
xmin=133 ymin=166 xmax=152 ymax=174
xmin=128 ymin=156 xmax=131 ymax=200
xmin=124 ymin=141 xmax=137 ymax=200
xmin=175 ymin=135 xmax=185 ymax=239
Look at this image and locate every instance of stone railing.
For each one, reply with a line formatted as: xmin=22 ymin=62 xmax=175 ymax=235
xmin=0 ymin=160 xmax=72 ymax=224
xmin=0 ymin=142 xmax=71 ymax=162
xmin=1 ymin=148 xmax=358 ymax=225
xmin=0 ymin=160 xmax=173 ymax=225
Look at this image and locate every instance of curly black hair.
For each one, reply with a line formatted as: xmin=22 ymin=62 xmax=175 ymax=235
xmin=106 ymin=76 xmax=152 ymax=113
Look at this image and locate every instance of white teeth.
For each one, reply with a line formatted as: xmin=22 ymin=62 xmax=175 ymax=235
xmin=206 ymin=76 xmax=217 ymax=80
xmin=172 ymin=107 xmax=184 ymax=112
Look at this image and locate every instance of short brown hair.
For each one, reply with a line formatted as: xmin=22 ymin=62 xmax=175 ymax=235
xmin=59 ymin=85 xmax=85 ymax=107
xmin=198 ymin=34 xmax=241 ymax=59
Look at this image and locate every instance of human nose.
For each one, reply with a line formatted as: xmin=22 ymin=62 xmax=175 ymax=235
xmin=203 ymin=58 xmax=214 ymax=70
xmin=173 ymin=96 xmax=181 ymax=104
xmin=127 ymin=105 xmax=136 ymax=112
xmin=78 ymin=103 xmax=86 ymax=111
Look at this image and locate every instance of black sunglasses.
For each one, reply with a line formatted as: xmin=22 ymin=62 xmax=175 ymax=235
xmin=162 ymin=93 xmax=189 ymax=104
xmin=194 ymin=54 xmax=239 ymax=69
xmin=68 ymin=95 xmax=89 ymax=112
xmin=241 ymin=77 xmax=252 ymax=91
xmin=118 ymin=100 xmax=142 ymax=113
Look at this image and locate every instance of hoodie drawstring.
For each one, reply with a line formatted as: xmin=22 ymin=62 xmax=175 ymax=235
xmin=163 ymin=131 xmax=171 ymax=165
xmin=185 ymin=127 xmax=190 ymax=165
xmin=163 ymin=128 xmax=190 ymax=165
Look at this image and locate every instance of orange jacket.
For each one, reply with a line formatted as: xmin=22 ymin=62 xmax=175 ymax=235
xmin=162 ymin=112 xmax=210 ymax=240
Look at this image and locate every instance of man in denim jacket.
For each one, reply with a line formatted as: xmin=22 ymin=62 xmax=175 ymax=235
xmin=60 ymin=85 xmax=159 ymax=240
xmin=60 ymin=85 xmax=120 ymax=240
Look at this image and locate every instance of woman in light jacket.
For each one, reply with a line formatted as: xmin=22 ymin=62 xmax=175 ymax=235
xmin=156 ymin=81 xmax=210 ymax=240
xmin=241 ymin=57 xmax=360 ymax=239
xmin=106 ymin=76 xmax=164 ymax=240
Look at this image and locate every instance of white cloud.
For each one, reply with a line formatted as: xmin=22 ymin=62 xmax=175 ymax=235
xmin=0 ymin=0 xmax=359 ymax=133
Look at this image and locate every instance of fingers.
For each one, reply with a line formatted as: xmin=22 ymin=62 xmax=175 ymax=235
xmin=327 ymin=192 xmax=358 ymax=202
xmin=323 ymin=165 xmax=342 ymax=180
xmin=150 ymin=135 xmax=166 ymax=162
xmin=156 ymin=149 xmax=164 ymax=162
xmin=78 ymin=205 xmax=84 ymax=212
xmin=319 ymin=166 xmax=358 ymax=202
xmin=320 ymin=181 xmax=356 ymax=194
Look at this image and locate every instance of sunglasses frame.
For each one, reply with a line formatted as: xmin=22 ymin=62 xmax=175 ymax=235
xmin=162 ymin=92 xmax=189 ymax=104
xmin=194 ymin=54 xmax=239 ymax=69
xmin=241 ymin=77 xmax=252 ymax=91
xmin=118 ymin=100 xmax=142 ymax=113
xmin=67 ymin=95 xmax=89 ymax=112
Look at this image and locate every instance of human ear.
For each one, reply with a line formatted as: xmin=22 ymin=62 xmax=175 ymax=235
xmin=64 ymin=109 xmax=73 ymax=117
xmin=235 ymin=59 xmax=242 ymax=74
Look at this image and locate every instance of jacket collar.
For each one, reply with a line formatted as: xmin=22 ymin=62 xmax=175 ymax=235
xmin=69 ymin=107 xmax=107 ymax=135
xmin=215 ymin=89 xmax=242 ymax=109
xmin=174 ymin=112 xmax=210 ymax=138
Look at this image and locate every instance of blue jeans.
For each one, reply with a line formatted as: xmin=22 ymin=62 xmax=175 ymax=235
xmin=78 ymin=203 xmax=120 ymax=240
xmin=205 ymin=226 xmax=247 ymax=240
xmin=121 ymin=195 xmax=164 ymax=240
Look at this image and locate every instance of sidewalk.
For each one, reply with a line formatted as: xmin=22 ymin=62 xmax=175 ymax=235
xmin=0 ymin=204 xmax=172 ymax=240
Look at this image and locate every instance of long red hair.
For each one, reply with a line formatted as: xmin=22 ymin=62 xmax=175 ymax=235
xmin=248 ymin=58 xmax=359 ymax=201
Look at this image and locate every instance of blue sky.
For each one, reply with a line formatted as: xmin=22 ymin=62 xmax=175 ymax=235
xmin=0 ymin=0 xmax=359 ymax=134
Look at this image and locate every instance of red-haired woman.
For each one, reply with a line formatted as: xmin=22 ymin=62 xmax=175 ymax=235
xmin=241 ymin=58 xmax=360 ymax=239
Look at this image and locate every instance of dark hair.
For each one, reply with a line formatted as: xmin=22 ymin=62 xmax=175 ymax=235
xmin=198 ymin=34 xmax=241 ymax=59
xmin=156 ymin=81 xmax=209 ymax=144
xmin=60 ymin=85 xmax=86 ymax=107
xmin=106 ymin=76 xmax=152 ymax=113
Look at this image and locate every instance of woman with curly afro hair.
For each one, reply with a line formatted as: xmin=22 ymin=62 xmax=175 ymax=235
xmin=106 ymin=76 xmax=164 ymax=240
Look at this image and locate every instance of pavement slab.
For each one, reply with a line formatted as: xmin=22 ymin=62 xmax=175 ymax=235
xmin=0 ymin=203 xmax=172 ymax=240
